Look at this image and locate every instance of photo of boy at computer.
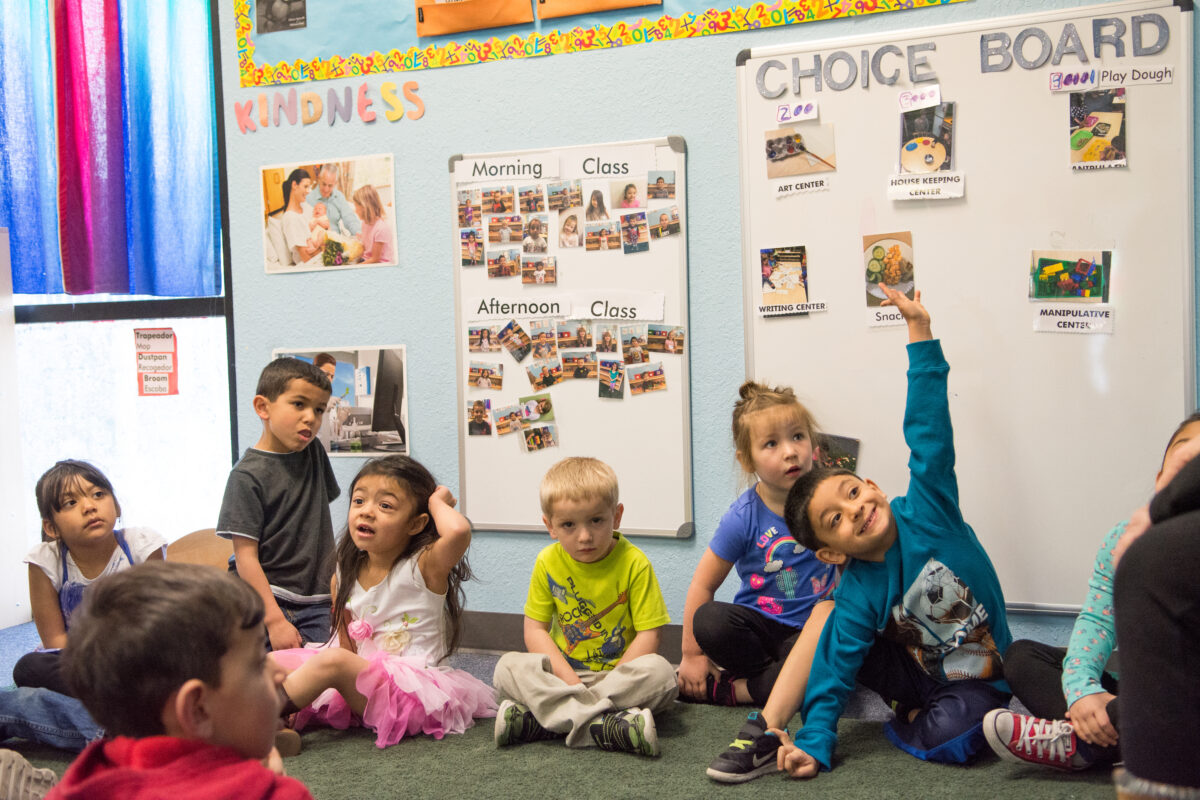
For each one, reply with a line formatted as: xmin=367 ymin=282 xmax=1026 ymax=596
xmin=272 ymin=346 xmax=409 ymax=456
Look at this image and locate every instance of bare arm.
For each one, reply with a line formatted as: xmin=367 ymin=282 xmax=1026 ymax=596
xmin=28 ymin=566 xmax=67 ymax=650
xmin=417 ymin=486 xmax=471 ymax=595
xmin=361 ymin=241 xmax=385 ymax=264
xmin=523 ymin=615 xmax=581 ymax=685
xmin=231 ymin=536 xmax=300 ymax=650
xmin=677 ymin=549 xmax=733 ymax=697
xmin=616 ymin=626 xmax=661 ymax=667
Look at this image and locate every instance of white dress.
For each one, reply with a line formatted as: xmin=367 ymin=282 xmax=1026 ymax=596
xmin=274 ymin=558 xmax=496 ymax=748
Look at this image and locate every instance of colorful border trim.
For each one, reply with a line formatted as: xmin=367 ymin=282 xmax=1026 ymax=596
xmin=236 ymin=0 xmax=970 ymax=88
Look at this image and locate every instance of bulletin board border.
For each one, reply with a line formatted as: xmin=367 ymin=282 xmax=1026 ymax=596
xmin=234 ymin=0 xmax=971 ymax=88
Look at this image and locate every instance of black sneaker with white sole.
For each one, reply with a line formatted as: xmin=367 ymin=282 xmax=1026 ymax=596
xmin=706 ymin=711 xmax=783 ymax=784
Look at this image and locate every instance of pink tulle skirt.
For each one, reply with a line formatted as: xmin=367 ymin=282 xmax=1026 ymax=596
xmin=272 ymin=649 xmax=497 ymax=748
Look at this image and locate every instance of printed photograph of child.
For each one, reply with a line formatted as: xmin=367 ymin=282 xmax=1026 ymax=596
xmin=620 ymin=325 xmax=648 ymax=364
xmin=488 ymin=215 xmax=523 ymax=244
xmin=522 ymin=216 xmax=550 ymax=253
xmin=627 ymin=362 xmax=666 ymax=396
xmin=521 ymin=255 xmax=557 ymax=285
xmin=519 ymin=393 xmax=555 ymax=426
xmin=525 ymin=357 xmax=563 ymax=390
xmin=647 ymin=170 xmax=676 ymax=199
xmin=498 ymin=319 xmax=532 ymax=362
xmin=555 ymin=319 xmax=588 ymax=349
xmin=487 ymin=248 xmax=521 ymax=278
xmin=461 ymin=227 xmax=484 ymax=266
xmin=595 ymin=323 xmax=619 ymax=353
xmin=547 ymin=179 xmax=582 ymax=211
xmin=646 ymin=324 xmax=684 ymax=354
xmin=468 ymin=361 xmax=503 ymax=390
xmin=493 ymin=404 xmax=523 ymax=436
xmin=469 ymin=325 xmax=500 ymax=353
xmin=649 ymin=207 xmax=681 ymax=240
xmin=522 ymin=424 xmax=557 ymax=452
xmin=518 ymin=184 xmax=546 ymax=213
xmin=457 ymin=188 xmax=482 ymax=228
xmin=584 ymin=222 xmax=621 ymax=252
xmin=610 ymin=179 xmax=645 ymax=210
xmin=483 ymin=185 xmax=515 ymax=214
xmin=467 ymin=399 xmax=492 ymax=435
xmin=620 ymin=212 xmax=649 ymax=254
xmin=598 ymin=359 xmax=625 ymax=399
xmin=562 ymin=351 xmax=598 ymax=380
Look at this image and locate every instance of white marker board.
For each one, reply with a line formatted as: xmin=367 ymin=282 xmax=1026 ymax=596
xmin=736 ymin=0 xmax=1193 ymax=607
xmin=451 ymin=137 xmax=693 ymax=537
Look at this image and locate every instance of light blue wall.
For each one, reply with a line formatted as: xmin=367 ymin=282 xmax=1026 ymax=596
xmin=215 ymin=0 xmax=1194 ymax=644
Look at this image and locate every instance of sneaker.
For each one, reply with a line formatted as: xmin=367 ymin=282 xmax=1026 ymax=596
xmin=706 ymin=711 xmax=783 ymax=784
xmin=494 ymin=699 xmax=559 ymax=747
xmin=983 ymin=709 xmax=1093 ymax=771
xmin=675 ymin=672 xmax=740 ymax=706
xmin=588 ymin=708 xmax=659 ymax=757
xmin=0 ymin=749 xmax=58 ymax=800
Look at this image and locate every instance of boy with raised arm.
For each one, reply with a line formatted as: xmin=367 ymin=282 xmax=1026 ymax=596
xmin=218 ymin=357 xmax=340 ymax=651
xmin=50 ymin=562 xmax=311 ymax=799
xmin=492 ymin=457 xmax=677 ymax=756
xmin=772 ymin=285 xmax=1011 ymax=778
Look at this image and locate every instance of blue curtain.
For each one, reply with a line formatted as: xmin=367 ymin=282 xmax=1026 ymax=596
xmin=0 ymin=0 xmax=220 ymax=297
xmin=0 ymin=0 xmax=63 ymax=294
xmin=121 ymin=0 xmax=221 ymax=296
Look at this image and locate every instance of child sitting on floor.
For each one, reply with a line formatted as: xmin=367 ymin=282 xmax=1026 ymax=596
xmin=50 ymin=561 xmax=311 ymax=799
xmin=492 ymin=457 xmax=676 ymax=756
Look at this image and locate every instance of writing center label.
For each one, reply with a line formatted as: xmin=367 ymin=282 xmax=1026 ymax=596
xmin=1032 ymin=304 xmax=1114 ymax=334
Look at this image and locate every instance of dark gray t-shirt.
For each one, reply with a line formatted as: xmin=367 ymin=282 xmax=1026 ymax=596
xmin=216 ymin=444 xmax=340 ymax=603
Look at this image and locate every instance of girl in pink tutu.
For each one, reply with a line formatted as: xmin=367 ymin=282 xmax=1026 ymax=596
xmin=273 ymin=456 xmax=496 ymax=747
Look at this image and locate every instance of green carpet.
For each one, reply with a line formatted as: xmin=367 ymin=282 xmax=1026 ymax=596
xmin=15 ymin=704 xmax=1115 ymax=799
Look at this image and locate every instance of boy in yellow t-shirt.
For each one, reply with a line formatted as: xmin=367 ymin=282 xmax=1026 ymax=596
xmin=492 ymin=457 xmax=676 ymax=756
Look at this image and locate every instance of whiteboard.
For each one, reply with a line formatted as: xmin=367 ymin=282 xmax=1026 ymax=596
xmin=451 ymin=138 xmax=693 ymax=537
xmin=736 ymin=0 xmax=1193 ymax=607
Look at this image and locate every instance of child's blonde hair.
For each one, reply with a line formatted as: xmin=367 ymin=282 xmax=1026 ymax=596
xmin=539 ymin=457 xmax=619 ymax=517
xmin=352 ymin=184 xmax=384 ymax=224
xmin=731 ymin=380 xmax=819 ymax=475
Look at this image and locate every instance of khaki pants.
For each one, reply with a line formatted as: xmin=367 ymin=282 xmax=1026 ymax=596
xmin=492 ymin=652 xmax=677 ymax=747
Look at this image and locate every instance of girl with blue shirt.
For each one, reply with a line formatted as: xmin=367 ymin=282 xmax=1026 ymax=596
xmin=677 ymin=381 xmax=835 ymax=709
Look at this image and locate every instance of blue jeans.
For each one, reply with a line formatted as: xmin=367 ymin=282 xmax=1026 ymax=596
xmin=271 ymin=598 xmax=331 ymax=650
xmin=0 ymin=687 xmax=102 ymax=752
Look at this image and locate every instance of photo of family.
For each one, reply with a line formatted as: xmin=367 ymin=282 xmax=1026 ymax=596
xmin=488 ymin=215 xmax=523 ymax=245
xmin=492 ymin=403 xmax=524 ymax=436
xmin=483 ymin=186 xmax=515 ymax=213
xmin=556 ymin=319 xmax=592 ymax=349
xmin=468 ymin=361 xmax=502 ymax=390
xmin=487 ymin=249 xmax=521 ymax=278
xmin=523 ymin=424 xmax=557 ymax=452
xmin=761 ymin=245 xmax=809 ymax=307
xmin=467 ymin=400 xmax=492 ymax=436
xmin=899 ymin=101 xmax=955 ymax=174
xmin=584 ymin=222 xmax=622 ymax=251
xmin=518 ymin=184 xmax=546 ymax=213
xmin=646 ymin=324 xmax=684 ymax=354
xmin=521 ymin=255 xmax=557 ymax=285
xmin=649 ymin=207 xmax=681 ymax=239
xmin=1069 ymin=88 xmax=1126 ymax=167
xmin=598 ymin=359 xmax=625 ymax=399
xmin=620 ymin=212 xmax=650 ymax=254
xmin=461 ymin=228 xmax=483 ymax=266
xmin=764 ymin=125 xmax=837 ymax=179
xmin=498 ymin=319 xmax=532 ymax=362
xmin=610 ymin=180 xmax=644 ymax=210
xmin=647 ymin=170 xmax=676 ymax=199
xmin=547 ymin=179 xmax=582 ymax=211
xmin=273 ymin=346 xmax=408 ymax=456
xmin=562 ymin=351 xmax=598 ymax=379
xmin=627 ymin=362 xmax=666 ymax=396
xmin=261 ymin=154 xmax=397 ymax=274
xmin=526 ymin=357 xmax=563 ymax=390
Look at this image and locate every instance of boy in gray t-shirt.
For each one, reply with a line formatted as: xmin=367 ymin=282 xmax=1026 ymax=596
xmin=217 ymin=358 xmax=340 ymax=651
